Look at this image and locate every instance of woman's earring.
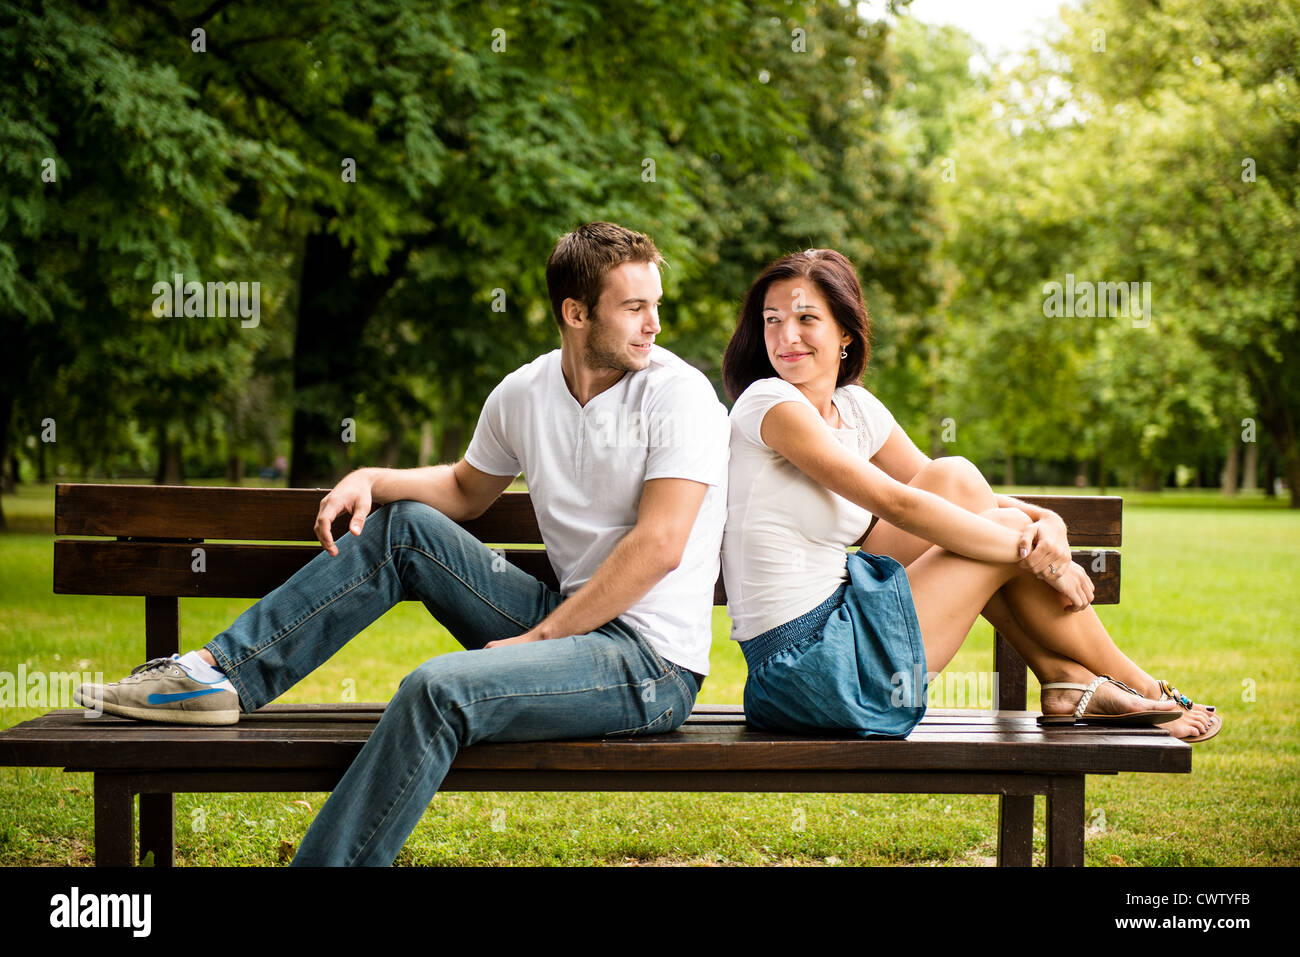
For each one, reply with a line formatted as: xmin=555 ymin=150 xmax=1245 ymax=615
xmin=840 ymin=349 xmax=848 ymax=359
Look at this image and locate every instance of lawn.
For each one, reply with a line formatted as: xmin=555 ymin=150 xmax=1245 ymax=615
xmin=1 ymin=481 xmax=1296 ymax=866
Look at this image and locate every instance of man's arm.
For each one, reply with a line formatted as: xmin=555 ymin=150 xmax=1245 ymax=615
xmin=484 ymin=477 xmax=709 ymax=648
xmin=314 ymin=461 xmax=514 ymax=556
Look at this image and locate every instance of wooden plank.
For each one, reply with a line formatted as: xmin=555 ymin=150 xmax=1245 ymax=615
xmin=1046 ymin=776 xmax=1086 ymax=866
xmin=997 ymin=795 xmax=1035 ymax=866
xmin=88 ymin=768 xmax=1082 ymax=799
xmin=93 ymin=773 xmax=134 ymax=868
xmin=56 ymin=486 xmax=1116 ymax=547
xmin=54 ymin=541 xmax=562 ymax=597
xmin=56 ymin=486 xmax=1118 ymax=548
xmin=139 ymin=792 xmax=174 ymax=867
xmin=1006 ymin=495 xmax=1122 ymax=547
xmin=52 ymin=537 xmax=1118 ymax=605
xmin=56 ymin=485 xmax=545 ymax=543
xmin=1 ymin=725 xmax=1192 ymax=774
xmin=995 ymin=632 xmax=1027 ymax=711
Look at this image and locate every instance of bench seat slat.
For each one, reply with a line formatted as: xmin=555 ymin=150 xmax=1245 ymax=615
xmin=0 ymin=710 xmax=1190 ymax=775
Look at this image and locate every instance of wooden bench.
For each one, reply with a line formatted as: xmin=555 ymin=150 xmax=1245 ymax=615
xmin=0 ymin=483 xmax=1191 ymax=866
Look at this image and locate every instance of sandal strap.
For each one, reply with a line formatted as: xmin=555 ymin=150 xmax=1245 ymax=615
xmin=1157 ymin=678 xmax=1194 ymax=709
xmin=1042 ymin=675 xmax=1134 ymax=719
xmin=1045 ymin=674 xmax=1110 ymax=719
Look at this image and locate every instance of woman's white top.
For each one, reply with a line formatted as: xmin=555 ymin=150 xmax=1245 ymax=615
xmin=722 ymin=377 xmax=898 ymax=642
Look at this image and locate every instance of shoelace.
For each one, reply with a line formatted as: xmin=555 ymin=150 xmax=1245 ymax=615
xmin=129 ymin=657 xmax=180 ymax=678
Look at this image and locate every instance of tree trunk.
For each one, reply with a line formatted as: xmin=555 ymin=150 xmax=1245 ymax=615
xmin=1242 ymin=439 xmax=1258 ymax=491
xmin=0 ymin=391 xmax=9 ymax=529
xmin=289 ymin=219 xmax=410 ymax=488
xmin=154 ymin=427 xmax=184 ymax=486
xmin=439 ymin=423 xmax=466 ymax=464
xmin=1138 ymin=468 xmax=1161 ymax=492
xmin=1002 ymin=449 xmax=1015 ymax=487
xmin=225 ymin=455 xmax=245 ymax=485
xmin=1219 ymin=432 xmax=1238 ymax=494
xmin=378 ymin=432 xmax=402 ymax=469
xmin=418 ymin=420 xmax=435 ymax=467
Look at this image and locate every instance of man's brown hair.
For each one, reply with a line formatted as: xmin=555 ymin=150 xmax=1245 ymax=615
xmin=545 ymin=222 xmax=665 ymax=328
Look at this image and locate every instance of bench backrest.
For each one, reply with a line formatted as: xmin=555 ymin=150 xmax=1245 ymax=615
xmin=53 ymin=484 xmax=1122 ymax=705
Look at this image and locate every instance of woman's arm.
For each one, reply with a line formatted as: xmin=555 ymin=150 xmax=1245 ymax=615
xmin=869 ymin=423 xmax=930 ymax=484
xmin=867 ymin=415 xmax=1073 ymax=581
xmin=761 ymin=401 xmax=1025 ymax=565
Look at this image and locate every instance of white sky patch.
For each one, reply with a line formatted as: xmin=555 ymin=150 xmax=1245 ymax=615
xmin=860 ymin=0 xmax=1082 ymax=68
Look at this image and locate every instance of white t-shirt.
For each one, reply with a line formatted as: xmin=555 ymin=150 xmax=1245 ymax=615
xmin=464 ymin=345 xmax=729 ymax=674
xmin=722 ymin=377 xmax=898 ymax=642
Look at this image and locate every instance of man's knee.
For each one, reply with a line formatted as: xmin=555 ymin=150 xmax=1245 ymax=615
xmin=381 ymin=500 xmax=456 ymax=546
xmin=392 ymin=655 xmax=474 ymax=735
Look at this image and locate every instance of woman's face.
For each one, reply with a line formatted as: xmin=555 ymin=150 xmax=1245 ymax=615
xmin=762 ymin=277 xmax=851 ymax=392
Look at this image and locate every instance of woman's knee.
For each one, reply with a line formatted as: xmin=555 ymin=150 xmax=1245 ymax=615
xmin=918 ymin=456 xmax=992 ymax=508
xmin=981 ymin=505 xmax=1032 ymax=531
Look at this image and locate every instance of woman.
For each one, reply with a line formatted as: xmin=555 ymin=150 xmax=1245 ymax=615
xmin=720 ymin=249 xmax=1220 ymax=742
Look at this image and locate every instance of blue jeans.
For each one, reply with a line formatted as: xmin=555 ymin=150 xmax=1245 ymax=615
xmin=205 ymin=500 xmax=700 ymax=866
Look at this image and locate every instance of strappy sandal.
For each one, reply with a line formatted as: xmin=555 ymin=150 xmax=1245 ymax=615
xmin=1037 ymin=674 xmax=1180 ymax=728
xmin=1155 ymin=679 xmax=1223 ymax=743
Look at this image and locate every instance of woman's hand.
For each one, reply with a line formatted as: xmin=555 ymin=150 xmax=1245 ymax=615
xmin=1046 ymin=562 xmax=1094 ymax=611
xmin=1016 ymin=514 xmax=1072 ymax=584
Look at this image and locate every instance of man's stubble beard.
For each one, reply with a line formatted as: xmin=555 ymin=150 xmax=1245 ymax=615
xmin=582 ymin=308 xmax=643 ymax=374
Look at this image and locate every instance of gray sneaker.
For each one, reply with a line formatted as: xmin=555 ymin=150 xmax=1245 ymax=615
xmin=74 ymin=655 xmax=241 ymax=725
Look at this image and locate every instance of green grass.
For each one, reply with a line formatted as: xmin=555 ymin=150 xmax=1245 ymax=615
xmin=1 ymin=481 xmax=1297 ymax=866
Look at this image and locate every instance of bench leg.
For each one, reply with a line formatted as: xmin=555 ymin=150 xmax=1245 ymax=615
xmin=1045 ymin=776 xmax=1085 ymax=866
xmin=140 ymin=793 xmax=175 ymax=867
xmin=94 ymin=773 xmax=134 ymax=867
xmin=997 ymin=794 xmax=1034 ymax=866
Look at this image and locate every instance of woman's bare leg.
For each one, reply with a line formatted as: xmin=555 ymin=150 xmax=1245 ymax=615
xmin=862 ymin=457 xmax=1215 ymax=738
xmin=903 ymin=507 xmax=1036 ymax=672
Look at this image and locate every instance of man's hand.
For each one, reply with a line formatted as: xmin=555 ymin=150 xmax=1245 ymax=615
xmin=315 ymin=469 xmax=376 ymax=556
xmin=1016 ymin=513 xmax=1072 ymax=583
xmin=480 ymin=477 xmax=710 ymax=648
xmin=484 ymin=631 xmax=543 ymax=650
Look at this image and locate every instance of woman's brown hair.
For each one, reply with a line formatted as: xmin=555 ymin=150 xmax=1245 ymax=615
xmin=722 ymin=248 xmax=872 ymax=401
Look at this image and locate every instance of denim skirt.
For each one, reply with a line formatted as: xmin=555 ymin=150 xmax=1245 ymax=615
xmin=741 ymin=551 xmax=928 ymax=738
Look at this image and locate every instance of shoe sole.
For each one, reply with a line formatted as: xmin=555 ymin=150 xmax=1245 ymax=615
xmin=1038 ymin=710 xmax=1181 ymax=727
xmin=74 ymin=688 xmax=239 ymax=726
xmin=1182 ymin=713 xmax=1223 ymax=744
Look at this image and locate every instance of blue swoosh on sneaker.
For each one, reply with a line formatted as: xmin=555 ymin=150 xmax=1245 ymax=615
xmin=147 ymin=689 xmax=226 ymax=704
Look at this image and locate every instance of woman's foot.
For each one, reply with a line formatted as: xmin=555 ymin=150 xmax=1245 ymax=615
xmin=1154 ymin=678 xmax=1217 ymax=717
xmin=1041 ymin=674 xmax=1218 ymax=741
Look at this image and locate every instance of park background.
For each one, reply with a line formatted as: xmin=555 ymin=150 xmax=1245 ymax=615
xmin=1 ymin=0 xmax=1296 ymax=865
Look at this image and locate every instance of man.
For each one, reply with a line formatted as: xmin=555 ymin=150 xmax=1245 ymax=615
xmin=74 ymin=222 xmax=730 ymax=865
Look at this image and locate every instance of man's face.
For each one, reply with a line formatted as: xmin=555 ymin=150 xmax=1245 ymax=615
xmin=582 ymin=261 xmax=663 ymax=373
